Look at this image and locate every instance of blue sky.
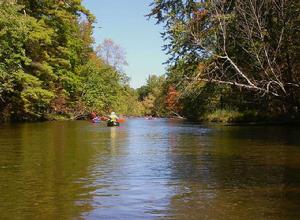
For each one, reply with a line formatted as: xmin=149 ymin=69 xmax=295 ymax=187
xmin=82 ymin=0 xmax=167 ymax=88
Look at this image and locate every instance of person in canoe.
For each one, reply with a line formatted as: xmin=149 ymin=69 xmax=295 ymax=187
xmin=109 ymin=112 xmax=119 ymax=121
xmin=92 ymin=116 xmax=101 ymax=123
xmin=107 ymin=112 xmax=120 ymax=126
xmin=90 ymin=111 xmax=100 ymax=123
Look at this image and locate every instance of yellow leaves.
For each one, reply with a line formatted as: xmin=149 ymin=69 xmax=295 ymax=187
xmin=142 ymin=93 xmax=156 ymax=115
xmin=197 ymin=62 xmax=206 ymax=75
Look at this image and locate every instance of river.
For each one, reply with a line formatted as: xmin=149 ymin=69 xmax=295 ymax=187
xmin=0 ymin=119 xmax=300 ymax=219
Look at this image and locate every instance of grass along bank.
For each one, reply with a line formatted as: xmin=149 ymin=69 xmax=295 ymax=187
xmin=200 ymin=109 xmax=300 ymax=124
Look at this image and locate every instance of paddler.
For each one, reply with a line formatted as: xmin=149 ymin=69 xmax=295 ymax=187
xmin=109 ymin=112 xmax=119 ymax=122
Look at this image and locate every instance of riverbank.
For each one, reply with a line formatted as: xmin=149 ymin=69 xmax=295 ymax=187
xmin=1 ymin=110 xmax=300 ymax=126
xmin=199 ymin=109 xmax=300 ymax=125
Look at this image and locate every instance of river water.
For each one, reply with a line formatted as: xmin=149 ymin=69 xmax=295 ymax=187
xmin=0 ymin=119 xmax=300 ymax=219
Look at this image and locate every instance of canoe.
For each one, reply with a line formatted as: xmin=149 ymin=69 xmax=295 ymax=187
xmin=92 ymin=118 xmax=101 ymax=123
xmin=92 ymin=120 xmax=101 ymax=123
xmin=107 ymin=120 xmax=120 ymax=127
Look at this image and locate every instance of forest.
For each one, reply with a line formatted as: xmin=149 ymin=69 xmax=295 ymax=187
xmin=1 ymin=0 xmax=299 ymax=123
xmin=146 ymin=0 xmax=300 ymax=122
xmin=0 ymin=0 xmax=144 ymax=122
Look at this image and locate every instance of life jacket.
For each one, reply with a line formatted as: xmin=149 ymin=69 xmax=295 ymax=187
xmin=110 ymin=115 xmax=118 ymax=122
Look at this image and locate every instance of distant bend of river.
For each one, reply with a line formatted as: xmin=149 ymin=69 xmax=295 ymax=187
xmin=0 ymin=119 xmax=300 ymax=220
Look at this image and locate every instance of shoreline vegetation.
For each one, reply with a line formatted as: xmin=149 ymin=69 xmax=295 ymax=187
xmin=35 ymin=111 xmax=300 ymax=126
xmin=201 ymin=109 xmax=300 ymax=125
xmin=1 ymin=1 xmax=299 ymax=124
xmin=147 ymin=0 xmax=300 ymax=124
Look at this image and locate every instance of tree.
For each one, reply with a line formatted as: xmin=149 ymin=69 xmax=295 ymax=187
xmin=136 ymin=74 xmax=167 ymax=116
xmin=149 ymin=0 xmax=300 ymax=116
xmin=165 ymin=86 xmax=181 ymax=115
xmin=0 ymin=2 xmax=55 ymax=120
xmin=142 ymin=94 xmax=156 ymax=115
xmin=96 ymin=39 xmax=128 ymax=72
xmin=0 ymin=1 xmax=138 ymax=121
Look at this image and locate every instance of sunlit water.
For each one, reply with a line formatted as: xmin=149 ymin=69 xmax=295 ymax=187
xmin=0 ymin=119 xmax=300 ymax=219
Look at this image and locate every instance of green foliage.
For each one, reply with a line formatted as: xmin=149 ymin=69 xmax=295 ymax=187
xmin=149 ymin=0 xmax=300 ymax=121
xmin=21 ymin=87 xmax=54 ymax=118
xmin=203 ymin=109 xmax=242 ymax=123
xmin=116 ymin=86 xmax=144 ymax=116
xmin=0 ymin=67 xmax=14 ymax=96
xmin=142 ymin=94 xmax=156 ymax=115
xmin=0 ymin=3 xmax=32 ymax=67
xmin=137 ymin=75 xmax=167 ymax=116
xmin=79 ymin=60 xmax=119 ymax=112
xmin=0 ymin=1 xmax=139 ymax=122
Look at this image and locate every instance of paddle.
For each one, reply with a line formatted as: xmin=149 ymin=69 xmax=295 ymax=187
xmin=100 ymin=116 xmax=125 ymax=123
xmin=117 ymin=118 xmax=126 ymax=123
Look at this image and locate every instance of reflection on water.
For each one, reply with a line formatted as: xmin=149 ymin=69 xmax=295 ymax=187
xmin=0 ymin=119 xmax=300 ymax=219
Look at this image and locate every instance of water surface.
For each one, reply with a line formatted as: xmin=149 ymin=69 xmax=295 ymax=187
xmin=0 ymin=119 xmax=300 ymax=219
